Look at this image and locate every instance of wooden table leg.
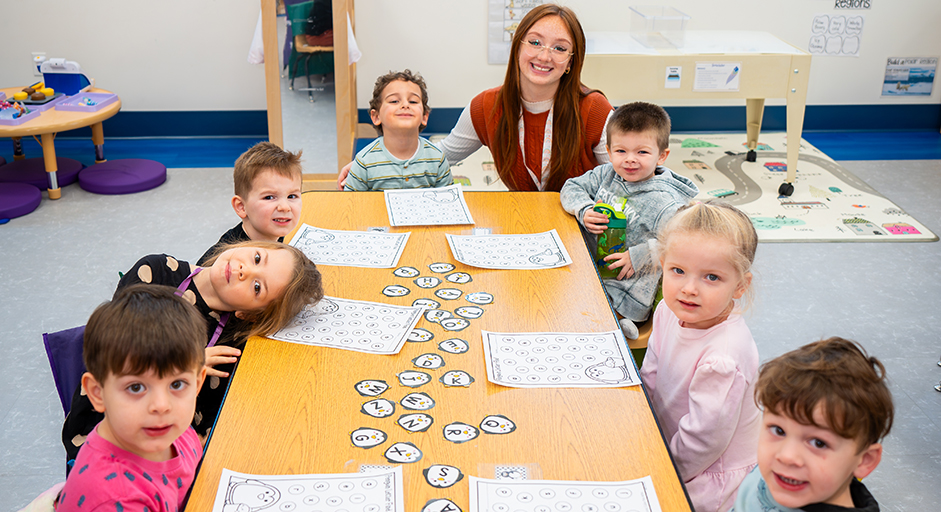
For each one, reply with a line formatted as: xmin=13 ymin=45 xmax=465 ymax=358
xmin=12 ymin=137 xmax=25 ymax=160
xmin=784 ymin=55 xmax=811 ymax=189
xmin=745 ymin=98 xmax=765 ymax=162
xmin=40 ymin=132 xmax=61 ymax=199
xmin=91 ymin=122 xmax=106 ymax=163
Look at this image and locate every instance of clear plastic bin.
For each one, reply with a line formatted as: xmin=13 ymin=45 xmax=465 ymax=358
xmin=629 ymin=6 xmax=690 ymax=48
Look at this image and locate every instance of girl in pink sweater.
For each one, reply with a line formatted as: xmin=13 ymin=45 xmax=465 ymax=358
xmin=641 ymin=200 xmax=761 ymax=512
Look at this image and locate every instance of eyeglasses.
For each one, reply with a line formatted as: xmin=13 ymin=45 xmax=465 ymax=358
xmin=521 ymin=39 xmax=574 ymax=62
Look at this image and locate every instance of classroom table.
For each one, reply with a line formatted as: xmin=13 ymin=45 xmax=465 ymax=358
xmin=582 ymin=30 xmax=811 ymax=196
xmin=184 ymin=191 xmax=691 ymax=511
xmin=0 ymin=87 xmax=121 ymax=199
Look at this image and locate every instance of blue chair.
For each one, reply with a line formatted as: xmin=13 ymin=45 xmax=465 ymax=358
xmin=42 ymin=325 xmax=86 ymax=416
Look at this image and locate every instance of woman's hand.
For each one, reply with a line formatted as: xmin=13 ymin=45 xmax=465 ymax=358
xmin=204 ymin=346 xmax=241 ymax=378
xmin=582 ymin=209 xmax=610 ymax=234
xmin=337 ymin=161 xmax=353 ymax=190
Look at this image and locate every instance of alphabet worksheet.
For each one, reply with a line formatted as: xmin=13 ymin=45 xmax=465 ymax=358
xmin=481 ymin=330 xmax=641 ymax=388
xmin=469 ymin=475 xmax=662 ymax=512
xmin=270 ymin=296 xmax=424 ymax=355
xmin=445 ymin=230 xmax=572 ymax=270
xmin=211 ymin=466 xmax=404 ymax=512
xmin=288 ymin=223 xmax=410 ymax=268
xmin=384 ymin=184 xmax=475 ymax=226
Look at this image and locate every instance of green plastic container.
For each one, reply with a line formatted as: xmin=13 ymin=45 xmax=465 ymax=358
xmin=594 ymin=203 xmax=627 ymax=279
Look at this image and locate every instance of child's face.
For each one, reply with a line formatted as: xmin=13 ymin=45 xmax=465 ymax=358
xmin=660 ymin=233 xmax=749 ymax=329
xmin=234 ymin=169 xmax=302 ymax=241
xmin=606 ymin=129 xmax=669 ymax=183
xmin=369 ymin=79 xmax=429 ymax=135
xmin=208 ymin=246 xmax=294 ymax=313
xmin=85 ymin=365 xmax=206 ymax=462
xmin=758 ymin=406 xmax=883 ymax=509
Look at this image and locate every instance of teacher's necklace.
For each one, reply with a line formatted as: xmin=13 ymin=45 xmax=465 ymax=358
xmin=518 ymin=102 xmax=553 ymax=191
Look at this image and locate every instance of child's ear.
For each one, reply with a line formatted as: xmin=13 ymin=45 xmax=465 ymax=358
xmin=195 ymin=365 xmax=207 ymax=392
xmin=733 ymin=272 xmax=752 ymax=299
xmin=234 ymin=310 xmax=248 ymax=320
xmin=82 ymin=372 xmax=107 ymax=413
xmin=657 ymin=147 xmax=671 ymax=165
xmin=421 ymin=109 xmax=430 ymax=127
xmin=232 ymin=195 xmax=248 ymax=220
xmin=369 ymin=109 xmax=381 ymax=126
xmin=853 ymin=442 xmax=883 ymax=480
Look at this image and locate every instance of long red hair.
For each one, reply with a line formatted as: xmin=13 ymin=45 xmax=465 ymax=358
xmin=492 ymin=4 xmax=591 ymax=191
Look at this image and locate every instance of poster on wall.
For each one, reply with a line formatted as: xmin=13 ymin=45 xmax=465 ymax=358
xmin=882 ymin=57 xmax=937 ymax=96
xmin=488 ymin=0 xmax=545 ymax=64
xmin=808 ymin=13 xmax=864 ymax=57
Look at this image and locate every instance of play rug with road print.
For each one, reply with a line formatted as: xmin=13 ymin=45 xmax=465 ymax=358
xmin=434 ymin=132 xmax=937 ymax=243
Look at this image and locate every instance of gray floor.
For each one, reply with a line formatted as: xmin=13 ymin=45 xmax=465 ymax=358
xmin=2 ymin=160 xmax=939 ymax=511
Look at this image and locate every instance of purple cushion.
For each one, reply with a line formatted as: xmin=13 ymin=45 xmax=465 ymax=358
xmin=0 ymin=157 xmax=83 ymax=189
xmin=78 ymin=159 xmax=166 ymax=195
xmin=0 ymin=182 xmax=42 ymax=219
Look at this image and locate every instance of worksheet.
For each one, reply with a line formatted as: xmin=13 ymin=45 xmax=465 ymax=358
xmin=469 ymin=475 xmax=662 ymax=512
xmin=288 ymin=223 xmax=410 ymax=268
xmin=445 ymin=230 xmax=572 ymax=270
xmin=270 ymin=296 xmax=423 ymax=355
xmin=384 ymin=184 xmax=475 ymax=226
xmin=211 ymin=466 xmax=404 ymax=512
xmin=481 ymin=330 xmax=641 ymax=388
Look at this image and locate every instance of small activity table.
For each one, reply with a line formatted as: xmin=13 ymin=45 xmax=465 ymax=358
xmin=583 ymin=31 xmax=811 ymax=196
xmin=184 ymin=191 xmax=692 ymax=511
xmin=0 ymin=87 xmax=121 ymax=199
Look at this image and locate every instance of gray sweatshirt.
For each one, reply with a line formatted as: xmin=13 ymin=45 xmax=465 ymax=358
xmin=560 ymin=163 xmax=699 ymax=321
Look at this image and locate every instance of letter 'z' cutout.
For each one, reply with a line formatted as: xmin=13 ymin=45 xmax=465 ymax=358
xmin=361 ymin=398 xmax=396 ymax=418
xmin=397 ymin=412 xmax=434 ymax=433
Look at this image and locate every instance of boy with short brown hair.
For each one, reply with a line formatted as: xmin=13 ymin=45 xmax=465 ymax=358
xmin=56 ymin=284 xmax=207 ymax=511
xmin=344 ymin=69 xmax=451 ymax=191
xmin=198 ymin=141 xmax=303 ymax=264
xmin=732 ymin=337 xmax=894 ymax=511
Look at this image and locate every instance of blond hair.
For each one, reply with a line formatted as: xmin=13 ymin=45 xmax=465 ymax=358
xmin=233 ymin=142 xmax=303 ymax=198
xmin=658 ymin=200 xmax=757 ymax=301
xmin=203 ymin=241 xmax=323 ymax=339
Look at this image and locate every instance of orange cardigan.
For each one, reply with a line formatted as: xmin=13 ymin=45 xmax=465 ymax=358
xmin=469 ymin=86 xmax=612 ymax=191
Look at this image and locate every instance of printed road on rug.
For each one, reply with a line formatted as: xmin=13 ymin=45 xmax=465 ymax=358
xmin=432 ymin=132 xmax=937 ymax=243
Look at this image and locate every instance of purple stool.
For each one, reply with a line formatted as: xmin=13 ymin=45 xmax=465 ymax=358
xmin=0 ymin=157 xmax=83 ymax=189
xmin=0 ymin=182 xmax=42 ymax=220
xmin=78 ymin=159 xmax=166 ymax=195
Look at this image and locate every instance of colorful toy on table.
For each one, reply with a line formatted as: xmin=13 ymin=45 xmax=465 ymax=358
xmin=593 ymin=203 xmax=627 ymax=279
xmin=0 ymin=101 xmax=32 ymax=120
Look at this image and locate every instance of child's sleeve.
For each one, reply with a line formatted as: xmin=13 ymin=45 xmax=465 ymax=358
xmin=559 ymin=166 xmax=604 ymax=227
xmin=670 ymin=356 xmax=751 ymax=480
xmin=344 ymin=158 xmax=370 ymax=191
xmin=435 ymin=154 xmax=452 ymax=187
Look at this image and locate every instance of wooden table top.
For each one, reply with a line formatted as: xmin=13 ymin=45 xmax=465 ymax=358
xmin=185 ymin=191 xmax=690 ymax=511
xmin=0 ymin=87 xmax=121 ymax=137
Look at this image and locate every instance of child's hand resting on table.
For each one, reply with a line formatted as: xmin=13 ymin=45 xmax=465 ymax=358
xmin=204 ymin=346 xmax=241 ymax=378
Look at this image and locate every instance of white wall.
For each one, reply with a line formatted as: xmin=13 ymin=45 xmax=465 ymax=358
xmin=0 ymin=1 xmax=936 ymax=114
xmin=0 ymin=0 xmax=266 ymax=111
xmin=353 ymin=0 xmax=941 ymax=109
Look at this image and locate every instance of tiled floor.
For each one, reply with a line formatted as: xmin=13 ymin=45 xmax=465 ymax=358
xmin=1 ymin=157 xmax=939 ymax=510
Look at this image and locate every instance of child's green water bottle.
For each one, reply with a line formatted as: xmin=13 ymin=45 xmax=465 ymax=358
xmin=594 ymin=203 xmax=627 ymax=279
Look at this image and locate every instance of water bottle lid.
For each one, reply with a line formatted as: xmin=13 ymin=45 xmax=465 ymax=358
xmin=593 ymin=203 xmax=627 ymax=228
